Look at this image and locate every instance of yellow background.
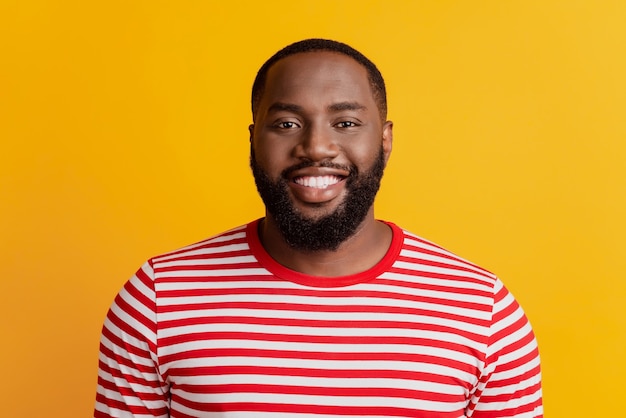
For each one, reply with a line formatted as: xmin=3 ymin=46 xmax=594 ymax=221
xmin=1 ymin=1 xmax=624 ymax=416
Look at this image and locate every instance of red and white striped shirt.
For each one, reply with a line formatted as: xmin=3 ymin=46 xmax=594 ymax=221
xmin=95 ymin=219 xmax=542 ymax=418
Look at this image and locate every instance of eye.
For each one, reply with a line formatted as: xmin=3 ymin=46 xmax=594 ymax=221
xmin=275 ymin=121 xmax=300 ymax=129
xmin=335 ymin=121 xmax=358 ymax=128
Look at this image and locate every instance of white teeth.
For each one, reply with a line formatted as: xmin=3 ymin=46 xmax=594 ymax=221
xmin=295 ymin=175 xmax=340 ymax=189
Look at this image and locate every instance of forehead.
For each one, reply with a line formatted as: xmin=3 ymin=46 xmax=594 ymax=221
xmin=259 ymin=51 xmax=376 ymax=109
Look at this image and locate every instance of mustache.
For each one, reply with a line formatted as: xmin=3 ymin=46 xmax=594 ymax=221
xmin=281 ymin=160 xmax=356 ymax=178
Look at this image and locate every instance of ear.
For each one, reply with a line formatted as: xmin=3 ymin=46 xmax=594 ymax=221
xmin=382 ymin=120 xmax=393 ymax=164
xmin=248 ymin=124 xmax=255 ymax=142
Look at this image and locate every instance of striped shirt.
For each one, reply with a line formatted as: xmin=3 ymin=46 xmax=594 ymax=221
xmin=95 ymin=219 xmax=542 ymax=418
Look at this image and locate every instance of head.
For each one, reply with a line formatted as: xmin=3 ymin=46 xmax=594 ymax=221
xmin=251 ymin=38 xmax=388 ymax=122
xmin=249 ymin=39 xmax=393 ymax=252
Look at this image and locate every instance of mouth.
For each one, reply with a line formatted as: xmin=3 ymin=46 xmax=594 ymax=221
xmin=293 ymin=175 xmax=344 ymax=189
xmin=286 ymin=168 xmax=349 ymax=205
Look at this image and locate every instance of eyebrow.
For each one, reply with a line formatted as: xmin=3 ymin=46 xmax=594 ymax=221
xmin=327 ymin=101 xmax=367 ymax=113
xmin=267 ymin=101 xmax=367 ymax=114
xmin=267 ymin=102 xmax=304 ymax=114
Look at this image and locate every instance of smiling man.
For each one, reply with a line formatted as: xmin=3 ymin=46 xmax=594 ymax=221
xmin=250 ymin=49 xmax=393 ymax=271
xmin=95 ymin=39 xmax=543 ymax=418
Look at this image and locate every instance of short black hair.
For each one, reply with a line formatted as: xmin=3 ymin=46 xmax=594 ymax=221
xmin=251 ymin=38 xmax=387 ymax=121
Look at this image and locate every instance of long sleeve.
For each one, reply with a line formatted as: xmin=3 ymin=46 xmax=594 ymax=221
xmin=467 ymin=278 xmax=543 ymax=417
xmin=94 ymin=261 xmax=169 ymax=418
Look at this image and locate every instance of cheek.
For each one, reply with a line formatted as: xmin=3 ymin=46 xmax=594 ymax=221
xmin=348 ymin=144 xmax=383 ymax=170
xmin=252 ymin=143 xmax=289 ymax=177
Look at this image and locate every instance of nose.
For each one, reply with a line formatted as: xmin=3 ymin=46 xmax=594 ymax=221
xmin=294 ymin=124 xmax=339 ymax=162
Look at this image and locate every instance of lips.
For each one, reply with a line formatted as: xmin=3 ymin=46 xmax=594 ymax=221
xmin=286 ymin=167 xmax=349 ymax=203
xmin=293 ymin=175 xmax=342 ymax=189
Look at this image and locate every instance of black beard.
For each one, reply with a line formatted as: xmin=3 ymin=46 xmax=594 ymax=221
xmin=250 ymin=147 xmax=386 ymax=252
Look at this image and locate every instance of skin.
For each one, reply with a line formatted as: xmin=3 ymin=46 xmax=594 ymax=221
xmin=249 ymin=51 xmax=394 ymax=277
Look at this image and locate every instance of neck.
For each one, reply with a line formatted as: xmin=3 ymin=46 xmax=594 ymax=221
xmin=258 ymin=211 xmax=392 ymax=277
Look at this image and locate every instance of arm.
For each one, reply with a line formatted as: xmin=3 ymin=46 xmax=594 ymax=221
xmin=467 ymin=278 xmax=543 ymax=417
xmin=94 ymin=261 xmax=169 ymax=418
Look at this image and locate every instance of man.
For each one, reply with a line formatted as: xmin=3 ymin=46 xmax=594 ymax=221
xmin=95 ymin=39 xmax=543 ymax=417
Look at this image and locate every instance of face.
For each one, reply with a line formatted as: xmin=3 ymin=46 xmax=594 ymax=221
xmin=250 ymin=51 xmax=393 ymax=251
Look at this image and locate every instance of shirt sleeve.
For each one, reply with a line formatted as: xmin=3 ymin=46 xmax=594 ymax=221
xmin=94 ymin=261 xmax=169 ymax=418
xmin=467 ymin=278 xmax=543 ymax=417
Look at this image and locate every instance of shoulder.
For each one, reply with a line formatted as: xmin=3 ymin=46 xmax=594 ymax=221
xmin=388 ymin=222 xmax=498 ymax=288
xmin=149 ymin=221 xmax=256 ymax=267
